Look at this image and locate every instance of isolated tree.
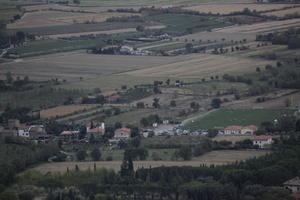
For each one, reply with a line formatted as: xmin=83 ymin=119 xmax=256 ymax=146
xmin=185 ymin=43 xmax=193 ymax=53
xmin=90 ymin=148 xmax=101 ymax=161
xmin=170 ymin=100 xmax=176 ymax=107
xmin=152 ymin=98 xmax=160 ymax=108
xmin=136 ymin=25 xmax=145 ymax=32
xmin=114 ymin=122 xmax=122 ymax=129
xmin=140 ymin=118 xmax=149 ymax=127
xmin=76 ymin=150 xmax=87 ymax=161
xmin=5 ymin=72 xmax=13 ymax=84
xmin=136 ymin=102 xmax=145 ymax=108
xmin=211 ymin=98 xmax=222 ymax=108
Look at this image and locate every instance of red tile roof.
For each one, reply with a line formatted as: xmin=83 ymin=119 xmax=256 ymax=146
xmin=224 ymin=125 xmax=242 ymax=131
xmin=242 ymin=125 xmax=258 ymax=131
xmin=116 ymin=128 xmax=131 ymax=132
xmin=252 ymin=135 xmax=273 ymax=141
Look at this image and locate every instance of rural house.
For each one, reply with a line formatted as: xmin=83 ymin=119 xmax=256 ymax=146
xmin=251 ymin=135 xmax=273 ymax=148
xmin=224 ymin=125 xmax=258 ymax=135
xmin=283 ymin=177 xmax=300 ymax=198
xmin=224 ymin=125 xmax=242 ymax=135
xmin=241 ymin=125 xmax=258 ymax=135
xmin=86 ymin=122 xmax=105 ymax=139
xmin=114 ymin=128 xmax=131 ymax=140
xmin=60 ymin=130 xmax=80 ymax=143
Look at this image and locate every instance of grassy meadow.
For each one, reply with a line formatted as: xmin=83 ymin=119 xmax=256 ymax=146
xmin=186 ymin=109 xmax=296 ymax=130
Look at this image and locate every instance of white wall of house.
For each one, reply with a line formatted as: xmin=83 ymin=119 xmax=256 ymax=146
xmin=253 ymin=139 xmax=273 ymax=148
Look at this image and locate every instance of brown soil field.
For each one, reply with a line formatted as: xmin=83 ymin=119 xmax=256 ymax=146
xmin=30 ymin=150 xmax=270 ymax=173
xmin=120 ymin=53 xmax=274 ymax=78
xmin=184 ymin=3 xmax=296 ymax=15
xmin=264 ymin=7 xmax=300 ymax=17
xmin=8 ymin=11 xmax=140 ymax=29
xmin=216 ymin=18 xmax=300 ymax=33
xmin=40 ymin=104 xmax=97 ymax=118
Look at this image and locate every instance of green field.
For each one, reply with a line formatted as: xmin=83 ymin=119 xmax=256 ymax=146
xmin=185 ymin=109 xmax=296 ymax=130
xmin=7 ymin=32 xmax=140 ymax=57
xmin=146 ymin=14 xmax=229 ymax=35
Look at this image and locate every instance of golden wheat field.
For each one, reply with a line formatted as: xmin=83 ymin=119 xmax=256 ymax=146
xmin=8 ymin=11 xmax=140 ymax=28
xmin=264 ymin=7 xmax=300 ymax=17
xmin=40 ymin=105 xmax=97 ymax=118
xmin=184 ymin=3 xmax=296 ymax=14
xmin=30 ymin=150 xmax=270 ymax=174
xmin=216 ymin=18 xmax=300 ymax=33
xmin=23 ymin=4 xmax=142 ymax=13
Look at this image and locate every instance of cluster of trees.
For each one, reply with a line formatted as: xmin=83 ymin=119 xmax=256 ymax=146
xmin=140 ymin=114 xmax=161 ymax=127
xmin=0 ymin=137 xmax=60 ymax=196
xmin=106 ymin=15 xmax=145 ymax=23
xmin=222 ymin=74 xmax=253 ymax=85
xmin=0 ymin=73 xmax=31 ymax=92
xmin=0 ymin=106 xmax=39 ymax=123
xmin=256 ymin=28 xmax=300 ymax=49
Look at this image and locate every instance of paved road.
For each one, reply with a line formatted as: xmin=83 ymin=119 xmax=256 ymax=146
xmin=181 ymin=109 xmax=218 ymax=127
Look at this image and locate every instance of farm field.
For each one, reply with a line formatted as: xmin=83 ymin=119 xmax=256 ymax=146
xmin=185 ymin=109 xmax=295 ymax=130
xmin=8 ymin=11 xmax=141 ymax=29
xmin=30 ymin=150 xmax=270 ymax=173
xmin=225 ymin=90 xmax=300 ymax=109
xmin=216 ymin=18 xmax=300 ymax=33
xmin=184 ymin=3 xmax=297 ymax=14
xmin=264 ymin=7 xmax=300 ymax=17
xmin=121 ymin=53 xmax=274 ymax=78
xmin=48 ymin=25 xmax=165 ymax=39
xmin=40 ymin=104 xmax=98 ymax=119
xmin=0 ymin=51 xmax=185 ymax=81
xmin=68 ymin=0 xmax=254 ymax=6
xmin=22 ymin=3 xmax=142 ymax=13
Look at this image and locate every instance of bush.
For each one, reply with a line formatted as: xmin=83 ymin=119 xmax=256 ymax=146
xmin=76 ymin=150 xmax=87 ymax=161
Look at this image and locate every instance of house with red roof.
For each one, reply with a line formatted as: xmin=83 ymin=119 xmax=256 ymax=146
xmin=241 ymin=125 xmax=258 ymax=135
xmin=114 ymin=128 xmax=131 ymax=140
xmin=86 ymin=122 xmax=105 ymax=139
xmin=251 ymin=135 xmax=273 ymax=148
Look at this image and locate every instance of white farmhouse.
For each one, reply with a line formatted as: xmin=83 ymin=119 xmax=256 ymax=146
xmin=251 ymin=135 xmax=273 ymax=148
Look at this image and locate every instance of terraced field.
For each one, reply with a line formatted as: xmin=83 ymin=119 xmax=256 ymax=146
xmin=184 ymin=3 xmax=296 ymax=14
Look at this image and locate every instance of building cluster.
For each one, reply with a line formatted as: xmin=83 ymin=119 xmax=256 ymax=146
xmin=0 ymin=119 xmax=50 ymax=143
xmin=120 ymin=46 xmax=152 ymax=56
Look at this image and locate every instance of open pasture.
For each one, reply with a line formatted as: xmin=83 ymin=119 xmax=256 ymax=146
xmin=8 ymin=11 xmax=140 ymax=29
xmin=30 ymin=150 xmax=269 ymax=173
xmin=184 ymin=3 xmax=295 ymax=15
xmin=185 ymin=109 xmax=295 ymax=130
xmin=40 ymin=104 xmax=97 ymax=118
xmin=120 ymin=53 xmax=274 ymax=78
